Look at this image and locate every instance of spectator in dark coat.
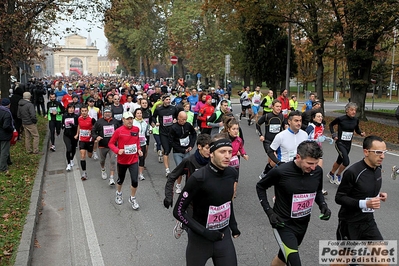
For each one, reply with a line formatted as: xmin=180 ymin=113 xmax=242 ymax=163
xmin=10 ymin=84 xmax=24 ymax=138
xmin=0 ymin=98 xmax=14 ymax=174
xmin=17 ymin=92 xmax=39 ymax=154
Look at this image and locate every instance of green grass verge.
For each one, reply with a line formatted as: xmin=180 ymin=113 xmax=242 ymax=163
xmin=0 ymin=116 xmax=47 ymax=266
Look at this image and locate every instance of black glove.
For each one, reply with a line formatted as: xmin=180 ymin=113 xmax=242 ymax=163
xmin=202 ymin=229 xmax=224 ymax=242
xmin=163 ymin=197 xmax=172 ymax=209
xmin=319 ymin=202 xmax=331 ymax=221
xmin=230 ymin=224 xmax=241 ymax=238
xmin=266 ymin=209 xmax=285 ymax=228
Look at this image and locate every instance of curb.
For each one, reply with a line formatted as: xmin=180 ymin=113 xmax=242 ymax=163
xmin=14 ymin=129 xmax=50 ymax=266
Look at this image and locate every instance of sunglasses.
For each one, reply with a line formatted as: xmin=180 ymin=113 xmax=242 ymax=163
xmin=368 ymin=150 xmax=388 ymax=155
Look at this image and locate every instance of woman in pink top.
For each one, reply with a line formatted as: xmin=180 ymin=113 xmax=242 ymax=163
xmin=222 ymin=117 xmax=249 ymax=198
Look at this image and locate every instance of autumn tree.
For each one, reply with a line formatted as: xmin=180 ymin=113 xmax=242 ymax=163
xmin=0 ymin=0 xmax=108 ymax=98
xmin=331 ymin=0 xmax=399 ymax=119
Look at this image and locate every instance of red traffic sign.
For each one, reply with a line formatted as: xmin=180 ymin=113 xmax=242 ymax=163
xmin=170 ymin=56 xmax=178 ymax=65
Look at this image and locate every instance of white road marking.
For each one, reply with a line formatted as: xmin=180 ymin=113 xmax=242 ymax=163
xmin=73 ymin=168 xmax=105 ymax=266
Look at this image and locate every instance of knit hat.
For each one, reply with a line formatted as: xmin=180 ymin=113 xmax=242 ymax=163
xmin=205 ymin=95 xmax=212 ymax=101
xmin=103 ymin=107 xmax=112 ymax=113
xmin=1 ymin=98 xmax=10 ymax=106
xmin=23 ymin=92 xmax=31 ymax=100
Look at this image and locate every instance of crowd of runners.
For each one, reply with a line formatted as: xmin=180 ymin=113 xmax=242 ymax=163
xmin=7 ymin=76 xmax=391 ymax=266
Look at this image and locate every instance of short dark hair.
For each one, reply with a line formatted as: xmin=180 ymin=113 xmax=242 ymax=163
xmin=197 ymin=133 xmax=211 ymax=147
xmin=288 ymin=110 xmax=301 ymax=120
xmin=363 ymin=135 xmax=384 ymax=150
xmin=133 ymin=108 xmax=142 ymax=117
xmin=297 ymin=140 xmax=323 ymax=159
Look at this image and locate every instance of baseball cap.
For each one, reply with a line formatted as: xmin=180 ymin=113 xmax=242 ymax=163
xmin=104 ymin=107 xmax=112 ymax=113
xmin=123 ymin=112 xmax=133 ymax=119
xmin=88 ymin=97 xmax=95 ymax=102
xmin=68 ymin=87 xmax=73 ymax=91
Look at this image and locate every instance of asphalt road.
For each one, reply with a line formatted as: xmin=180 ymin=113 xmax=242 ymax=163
xmin=31 ymin=111 xmax=399 ymax=266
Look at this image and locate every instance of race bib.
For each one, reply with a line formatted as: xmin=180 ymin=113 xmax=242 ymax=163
xmin=269 ymin=124 xmax=281 ymax=134
xmin=143 ymin=118 xmax=149 ymax=124
xmin=124 ymin=144 xmax=137 ymax=154
xmin=74 ymin=107 xmax=80 ymax=115
xmin=179 ymin=135 xmax=190 ymax=147
xmin=282 ymin=109 xmax=288 ymax=115
xmin=229 ymin=155 xmax=240 ymax=167
xmin=211 ymin=99 xmax=216 ymax=103
xmin=49 ymin=107 xmax=57 ymax=114
xmin=341 ymin=131 xmax=353 ymax=141
xmin=291 ymin=193 xmax=316 ymax=218
xmin=253 ymin=99 xmax=260 ymax=105
xmin=206 ymin=201 xmax=231 ymax=230
xmin=114 ymin=113 xmax=122 ymax=120
xmin=79 ymin=129 xmax=90 ymax=141
xmin=103 ymin=125 xmax=115 ymax=138
xmin=64 ymin=118 xmax=74 ymax=128
xmin=362 ymin=197 xmax=375 ymax=213
xmin=163 ymin=115 xmax=173 ymax=126
xmin=139 ymin=134 xmax=147 ymax=145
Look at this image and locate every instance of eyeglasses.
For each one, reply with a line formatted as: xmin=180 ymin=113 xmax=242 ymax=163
xmin=368 ymin=150 xmax=388 ymax=155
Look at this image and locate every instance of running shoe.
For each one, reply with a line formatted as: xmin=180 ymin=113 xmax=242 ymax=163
xmin=173 ymin=221 xmax=184 ymax=239
xmin=70 ymin=160 xmax=74 ymax=167
xmin=175 ymin=184 xmax=182 ymax=194
xmin=327 ymin=172 xmax=335 ymax=184
xmin=166 ymin=168 xmax=171 ymax=177
xmin=154 ymin=143 xmax=157 ymax=153
xmin=66 ymin=164 xmax=71 ymax=171
xmin=334 ymin=175 xmax=342 ymax=185
xmin=236 ymin=113 xmax=241 ymax=121
xmin=322 ymin=189 xmax=328 ymax=195
xmin=50 ymin=145 xmax=56 ymax=152
xmin=81 ymin=172 xmax=88 ymax=181
xmin=391 ymin=165 xmax=399 ymax=180
xmin=109 ymin=177 xmax=115 ymax=186
xmin=92 ymin=152 xmax=99 ymax=160
xmin=115 ymin=191 xmax=123 ymax=205
xmin=139 ymin=174 xmax=145 ymax=181
xmin=101 ymin=169 xmax=107 ymax=180
xmin=128 ymin=196 xmax=140 ymax=210
xmin=158 ymin=154 xmax=163 ymax=163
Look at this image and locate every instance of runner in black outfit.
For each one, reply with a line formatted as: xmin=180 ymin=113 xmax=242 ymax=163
xmin=256 ymin=99 xmax=286 ymax=179
xmin=62 ymin=103 xmax=79 ymax=171
xmin=173 ymin=133 xmax=240 ymax=266
xmin=335 ymin=136 xmax=387 ymax=244
xmin=327 ymin=102 xmax=365 ymax=185
xmin=152 ymin=94 xmax=179 ymax=176
xmin=164 ymin=134 xmax=211 ymax=239
xmin=256 ymin=140 xmax=331 ymax=266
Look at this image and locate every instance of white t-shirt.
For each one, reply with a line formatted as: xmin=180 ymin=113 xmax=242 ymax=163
xmin=270 ymin=128 xmax=308 ymax=162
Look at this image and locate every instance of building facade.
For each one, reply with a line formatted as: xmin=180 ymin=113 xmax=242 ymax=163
xmin=42 ymin=34 xmax=99 ymax=76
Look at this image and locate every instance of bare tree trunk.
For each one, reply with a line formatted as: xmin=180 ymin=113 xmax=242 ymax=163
xmin=315 ymin=49 xmax=325 ymax=111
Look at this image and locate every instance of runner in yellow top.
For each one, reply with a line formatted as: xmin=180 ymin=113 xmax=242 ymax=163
xmin=247 ymin=86 xmax=263 ymax=126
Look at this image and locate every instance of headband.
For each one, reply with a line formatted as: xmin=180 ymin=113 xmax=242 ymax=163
xmin=209 ymin=139 xmax=232 ymax=153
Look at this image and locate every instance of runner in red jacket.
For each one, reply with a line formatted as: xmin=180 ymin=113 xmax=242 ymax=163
xmin=197 ymin=95 xmax=214 ymax=135
xmin=108 ymin=112 xmax=143 ymax=210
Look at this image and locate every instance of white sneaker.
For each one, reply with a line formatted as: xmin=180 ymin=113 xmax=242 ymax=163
xmin=139 ymin=174 xmax=145 ymax=181
xmin=154 ymin=143 xmax=157 ymax=153
xmin=115 ymin=191 xmax=123 ymax=205
xmin=166 ymin=168 xmax=171 ymax=177
xmin=173 ymin=221 xmax=184 ymax=239
xmin=129 ymin=197 xmax=140 ymax=210
xmin=70 ymin=160 xmax=74 ymax=167
xmin=175 ymin=184 xmax=182 ymax=194
xmin=109 ymin=177 xmax=115 ymax=186
xmin=66 ymin=164 xmax=71 ymax=171
xmin=50 ymin=145 xmax=56 ymax=152
xmin=92 ymin=152 xmax=99 ymax=160
xmin=101 ymin=169 xmax=107 ymax=180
